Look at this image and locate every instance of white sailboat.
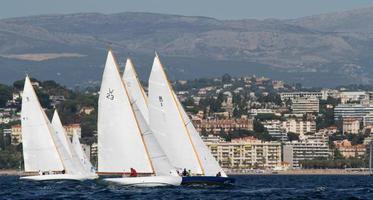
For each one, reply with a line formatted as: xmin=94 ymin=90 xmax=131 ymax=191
xmin=20 ymin=76 xmax=96 ymax=181
xmin=51 ymin=110 xmax=97 ymax=179
xmin=71 ymin=132 xmax=94 ymax=173
xmin=148 ymin=54 xmax=234 ymax=184
xmin=98 ymin=50 xmax=181 ymax=186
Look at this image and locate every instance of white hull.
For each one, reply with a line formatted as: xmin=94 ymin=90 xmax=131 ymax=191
xmin=20 ymin=174 xmax=98 ymax=181
xmin=104 ymin=176 xmax=182 ymax=187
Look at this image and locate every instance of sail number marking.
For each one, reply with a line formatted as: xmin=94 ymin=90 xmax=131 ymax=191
xmin=106 ymin=88 xmax=115 ymax=100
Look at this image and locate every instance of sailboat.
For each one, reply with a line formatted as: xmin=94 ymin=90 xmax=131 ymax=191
xmin=148 ymin=53 xmax=235 ymax=185
xmin=51 ymin=110 xmax=97 ymax=179
xmin=20 ymin=76 xmax=97 ymax=181
xmin=97 ymin=50 xmax=181 ymax=186
xmin=71 ymin=132 xmax=94 ymax=173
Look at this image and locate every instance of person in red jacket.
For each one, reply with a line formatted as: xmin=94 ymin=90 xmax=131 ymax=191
xmin=130 ymin=168 xmax=137 ymax=177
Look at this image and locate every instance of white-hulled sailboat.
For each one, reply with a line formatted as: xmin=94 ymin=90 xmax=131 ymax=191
xmin=21 ymin=76 xmax=97 ymax=181
xmin=51 ymin=110 xmax=97 ymax=179
xmin=148 ymin=53 xmax=234 ymax=185
xmin=98 ymin=50 xmax=181 ymax=186
xmin=72 ymin=132 xmax=94 ymax=173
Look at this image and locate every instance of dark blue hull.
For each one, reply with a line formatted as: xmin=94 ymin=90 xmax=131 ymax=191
xmin=181 ymin=176 xmax=235 ymax=185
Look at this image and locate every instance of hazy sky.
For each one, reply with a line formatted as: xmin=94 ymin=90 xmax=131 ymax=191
xmin=1 ymin=0 xmax=373 ymax=19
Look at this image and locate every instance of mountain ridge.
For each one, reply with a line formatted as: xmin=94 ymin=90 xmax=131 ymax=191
xmin=1 ymin=8 xmax=373 ymax=87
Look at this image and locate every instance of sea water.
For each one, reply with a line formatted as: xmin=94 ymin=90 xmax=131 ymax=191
xmin=1 ymin=175 xmax=373 ymax=199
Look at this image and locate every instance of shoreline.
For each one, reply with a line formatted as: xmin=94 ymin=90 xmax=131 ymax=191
xmin=227 ymin=169 xmax=371 ymax=175
xmin=0 ymin=170 xmax=22 ymax=176
xmin=0 ymin=169 xmax=370 ymax=176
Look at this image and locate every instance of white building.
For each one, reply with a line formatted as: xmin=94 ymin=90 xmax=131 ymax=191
xmin=283 ymin=140 xmax=330 ymax=168
xmin=339 ymin=91 xmax=369 ymax=104
xmin=262 ymin=120 xmax=287 ymax=141
xmin=204 ymin=137 xmax=282 ymax=170
xmin=342 ymin=118 xmax=360 ymax=134
xmin=282 ymin=119 xmax=316 ymax=136
xmin=363 ymin=112 xmax=373 ymax=127
xmin=334 ymin=104 xmax=373 ymax=122
xmin=291 ymin=98 xmax=319 ymax=114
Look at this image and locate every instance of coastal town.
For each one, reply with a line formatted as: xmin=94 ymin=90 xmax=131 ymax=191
xmin=1 ymin=73 xmax=372 ymax=174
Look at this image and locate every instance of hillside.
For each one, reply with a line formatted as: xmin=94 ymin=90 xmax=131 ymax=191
xmin=1 ymin=9 xmax=373 ymax=87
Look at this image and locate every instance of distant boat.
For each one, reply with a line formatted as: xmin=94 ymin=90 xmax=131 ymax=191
xmin=97 ymin=50 xmax=181 ymax=186
xmin=71 ymin=132 xmax=94 ymax=173
xmin=148 ymin=53 xmax=234 ymax=185
xmin=51 ymin=110 xmax=97 ymax=177
xmin=20 ymin=76 xmax=97 ymax=181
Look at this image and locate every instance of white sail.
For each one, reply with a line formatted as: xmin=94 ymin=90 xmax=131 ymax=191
xmin=51 ymin=110 xmax=91 ymax=175
xmin=174 ymin=93 xmax=227 ymax=177
xmin=50 ymin=110 xmax=85 ymax=174
xmin=51 ymin=110 xmax=72 ymax=158
xmin=131 ymin=102 xmax=177 ymax=176
xmin=21 ymin=76 xmax=63 ymax=172
xmin=72 ymin=133 xmax=94 ymax=173
xmin=98 ymin=50 xmax=153 ymax=174
xmin=123 ymin=58 xmax=149 ymax=123
xmin=148 ymin=54 xmax=203 ymax=175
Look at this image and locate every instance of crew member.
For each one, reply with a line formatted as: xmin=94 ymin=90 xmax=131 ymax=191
xmin=130 ymin=168 xmax=137 ymax=177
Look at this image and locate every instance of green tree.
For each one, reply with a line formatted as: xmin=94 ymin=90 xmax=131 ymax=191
xmin=0 ymin=84 xmax=12 ymax=107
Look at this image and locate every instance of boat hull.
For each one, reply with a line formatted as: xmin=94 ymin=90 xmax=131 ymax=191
xmin=181 ymin=176 xmax=235 ymax=185
xmin=104 ymin=176 xmax=182 ymax=187
xmin=20 ymin=174 xmax=98 ymax=181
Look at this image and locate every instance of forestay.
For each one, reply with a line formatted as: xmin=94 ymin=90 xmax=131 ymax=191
xmin=148 ymin=54 xmax=203 ymax=175
xmin=21 ymin=76 xmax=63 ymax=172
xmin=98 ymin=50 xmax=153 ymax=174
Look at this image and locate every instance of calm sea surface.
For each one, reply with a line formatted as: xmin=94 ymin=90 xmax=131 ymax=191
xmin=1 ymin=175 xmax=373 ymax=199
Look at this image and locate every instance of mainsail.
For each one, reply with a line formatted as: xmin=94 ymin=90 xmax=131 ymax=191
xmin=174 ymin=93 xmax=227 ymax=177
xmin=51 ymin=110 xmax=72 ymax=157
xmin=148 ymin=54 xmax=226 ymax=176
xmin=51 ymin=110 xmax=87 ymax=175
xmin=122 ymin=58 xmax=149 ymax=123
xmin=148 ymin=54 xmax=203 ymax=175
xmin=98 ymin=50 xmax=153 ymax=174
xmin=21 ymin=76 xmax=63 ymax=172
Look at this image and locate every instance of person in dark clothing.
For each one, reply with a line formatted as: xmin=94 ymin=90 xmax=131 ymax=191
xmin=216 ymin=172 xmax=221 ymax=177
xmin=182 ymin=168 xmax=188 ymax=176
xmin=130 ymin=168 xmax=137 ymax=177
xmin=62 ymin=169 xmax=66 ymax=174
